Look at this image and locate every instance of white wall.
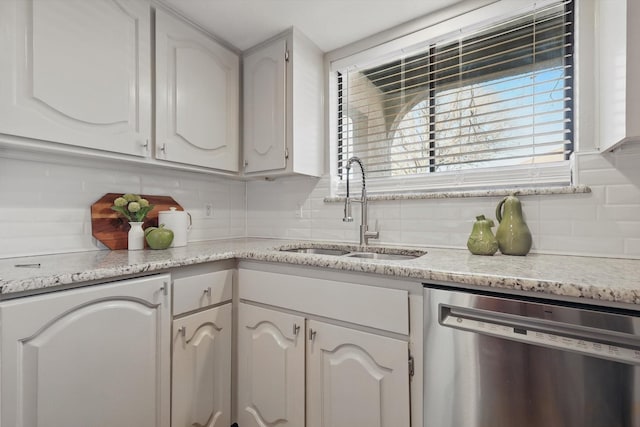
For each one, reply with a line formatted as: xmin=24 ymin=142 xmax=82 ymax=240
xmin=0 ymin=151 xmax=246 ymax=258
xmin=246 ymin=145 xmax=640 ymax=259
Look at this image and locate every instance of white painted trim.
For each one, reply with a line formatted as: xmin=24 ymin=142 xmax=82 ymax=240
xmin=0 ymin=133 xmax=246 ymax=180
xmin=328 ymin=0 xmax=561 ymax=71
xmin=326 ymin=0 xmax=500 ymax=65
xmin=332 ymin=162 xmax=573 ymax=196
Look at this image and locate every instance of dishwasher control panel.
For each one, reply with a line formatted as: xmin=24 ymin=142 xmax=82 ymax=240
xmin=442 ymin=306 xmax=640 ymax=365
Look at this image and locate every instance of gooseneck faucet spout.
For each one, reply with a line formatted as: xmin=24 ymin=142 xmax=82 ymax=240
xmin=343 ymin=156 xmax=379 ymax=246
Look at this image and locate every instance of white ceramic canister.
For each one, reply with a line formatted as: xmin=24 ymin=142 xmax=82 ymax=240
xmin=158 ymin=207 xmax=192 ymax=247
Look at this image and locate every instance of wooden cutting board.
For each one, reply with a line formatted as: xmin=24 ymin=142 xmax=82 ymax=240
xmin=91 ymin=193 xmax=184 ymax=250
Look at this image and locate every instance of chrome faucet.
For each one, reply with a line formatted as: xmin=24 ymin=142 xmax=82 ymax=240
xmin=343 ymin=156 xmax=379 ymax=246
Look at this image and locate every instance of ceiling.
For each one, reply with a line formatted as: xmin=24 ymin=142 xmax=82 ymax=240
xmin=160 ymin=0 xmax=465 ymax=52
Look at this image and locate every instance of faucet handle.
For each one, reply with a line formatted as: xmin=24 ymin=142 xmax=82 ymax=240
xmin=343 ymin=197 xmax=354 ymax=222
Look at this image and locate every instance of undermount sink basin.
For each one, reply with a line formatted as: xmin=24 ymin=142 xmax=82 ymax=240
xmin=343 ymin=252 xmax=420 ymax=261
xmin=279 ymin=245 xmax=426 ymax=261
xmin=281 ymin=247 xmax=351 ymax=256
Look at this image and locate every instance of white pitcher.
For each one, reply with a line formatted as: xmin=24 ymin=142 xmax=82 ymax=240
xmin=158 ymin=207 xmax=191 ymax=247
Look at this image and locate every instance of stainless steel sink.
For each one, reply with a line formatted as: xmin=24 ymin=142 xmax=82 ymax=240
xmin=343 ymin=252 xmax=420 ymax=261
xmin=279 ymin=245 xmax=425 ymax=261
xmin=280 ymin=247 xmax=351 ymax=256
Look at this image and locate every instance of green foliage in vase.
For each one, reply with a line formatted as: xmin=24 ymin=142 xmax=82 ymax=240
xmin=111 ymin=194 xmax=154 ymax=222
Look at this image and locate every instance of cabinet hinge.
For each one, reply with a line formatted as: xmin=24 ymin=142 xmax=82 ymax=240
xmin=408 ymin=352 xmax=415 ymax=379
xmin=285 ymin=49 xmax=290 ymax=62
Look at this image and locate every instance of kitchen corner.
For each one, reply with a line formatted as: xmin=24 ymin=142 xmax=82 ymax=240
xmin=1 ymin=0 xmax=639 ymax=426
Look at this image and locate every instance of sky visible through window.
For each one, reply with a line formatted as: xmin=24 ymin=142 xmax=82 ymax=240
xmin=391 ymin=66 xmax=567 ymax=176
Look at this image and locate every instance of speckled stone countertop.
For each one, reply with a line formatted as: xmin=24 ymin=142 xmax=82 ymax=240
xmin=1 ymin=238 xmax=639 ymax=308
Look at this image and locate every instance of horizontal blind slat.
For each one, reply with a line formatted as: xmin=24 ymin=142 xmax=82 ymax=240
xmin=346 ymin=132 xmax=571 ymax=166
xmin=346 ymin=70 xmax=571 ymax=117
xmin=345 ymin=100 xmax=571 ymax=147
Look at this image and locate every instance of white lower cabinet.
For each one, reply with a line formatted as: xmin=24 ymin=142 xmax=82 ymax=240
xmin=172 ymin=304 xmax=232 ymax=427
xmin=237 ymin=267 xmax=412 ymax=427
xmin=171 ymin=267 xmax=234 ymax=427
xmin=237 ymin=304 xmax=305 ymax=427
xmin=0 ymin=263 xmax=417 ymax=427
xmin=0 ymin=274 xmax=172 ymax=427
xmin=306 ymin=320 xmax=410 ymax=427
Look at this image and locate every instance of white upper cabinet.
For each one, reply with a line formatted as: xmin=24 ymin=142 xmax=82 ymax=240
xmin=243 ymin=28 xmax=324 ymax=178
xmin=243 ymin=38 xmax=288 ymax=173
xmin=155 ymin=9 xmax=240 ymax=172
xmin=0 ymin=0 xmax=152 ymax=157
xmin=598 ymin=0 xmax=640 ymax=151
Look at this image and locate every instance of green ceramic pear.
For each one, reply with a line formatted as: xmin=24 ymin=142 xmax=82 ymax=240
xmin=495 ymin=195 xmax=532 ymax=256
xmin=467 ymin=215 xmax=499 ymax=256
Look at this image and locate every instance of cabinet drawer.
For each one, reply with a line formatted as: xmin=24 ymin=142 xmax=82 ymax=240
xmin=173 ymin=270 xmax=232 ymax=315
xmin=238 ymin=269 xmax=408 ymax=335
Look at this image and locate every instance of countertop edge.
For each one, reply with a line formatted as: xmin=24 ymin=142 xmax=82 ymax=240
xmin=1 ymin=239 xmax=638 ymax=308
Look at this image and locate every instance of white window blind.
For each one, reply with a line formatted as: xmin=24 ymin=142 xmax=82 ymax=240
xmin=337 ymin=0 xmax=574 ymax=184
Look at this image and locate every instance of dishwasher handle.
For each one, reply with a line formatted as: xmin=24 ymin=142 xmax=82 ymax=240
xmin=441 ymin=304 xmax=640 ymax=365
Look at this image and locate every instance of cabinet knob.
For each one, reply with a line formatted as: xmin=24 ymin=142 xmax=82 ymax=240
xmin=178 ymin=326 xmax=186 ymax=338
xmin=203 ymin=287 xmax=211 ymax=296
xmin=141 ymin=139 xmax=149 ymax=151
xmin=309 ymin=329 xmax=317 ymax=342
xmin=160 ymin=143 xmax=167 ymax=154
xmin=293 ymin=324 xmax=300 ymax=336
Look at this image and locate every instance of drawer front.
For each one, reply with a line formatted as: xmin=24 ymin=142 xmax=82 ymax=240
xmin=238 ymin=269 xmax=408 ymax=335
xmin=173 ymin=270 xmax=233 ymax=315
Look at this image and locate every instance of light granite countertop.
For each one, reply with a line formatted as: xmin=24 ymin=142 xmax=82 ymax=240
xmin=0 ymin=238 xmax=639 ymax=308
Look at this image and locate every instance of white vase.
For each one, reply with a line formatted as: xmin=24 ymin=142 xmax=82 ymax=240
xmin=128 ymin=221 xmax=144 ymax=251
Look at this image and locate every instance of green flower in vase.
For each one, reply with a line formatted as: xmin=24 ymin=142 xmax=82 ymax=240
xmin=111 ymin=194 xmax=154 ymax=222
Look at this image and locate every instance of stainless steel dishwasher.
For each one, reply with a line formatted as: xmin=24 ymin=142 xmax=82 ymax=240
xmin=423 ymin=285 xmax=640 ymax=427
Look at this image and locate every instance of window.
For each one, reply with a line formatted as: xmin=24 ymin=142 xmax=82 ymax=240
xmin=336 ymin=1 xmax=574 ymax=189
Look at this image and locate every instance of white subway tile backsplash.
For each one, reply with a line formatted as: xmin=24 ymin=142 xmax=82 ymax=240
xmin=538 ymin=197 xmax=598 ymax=220
xmin=539 ymin=235 xmax=624 ymax=257
xmin=401 ymin=230 xmax=454 ymax=247
xmin=536 ymin=220 xmax=573 ymax=237
xmin=579 ymin=168 xmax=630 ymax=186
xmin=571 ymin=219 xmax=638 ymax=239
xmin=244 ymin=151 xmax=640 ymax=258
xmin=624 ymin=238 xmax=640 ymax=256
xmin=0 ymin=153 xmax=246 ymax=258
xmin=606 ymin=184 xmax=640 ymax=205
xmin=597 ymin=204 xmax=640 ymax=221
xmin=3 ymin=145 xmax=640 ymax=259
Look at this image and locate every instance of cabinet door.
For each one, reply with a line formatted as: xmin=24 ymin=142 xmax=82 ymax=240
xmin=237 ymin=303 xmax=305 ymax=427
xmin=172 ymin=304 xmax=231 ymax=427
xmin=0 ymin=0 xmax=151 ymax=156
xmin=0 ymin=274 xmax=171 ymax=427
xmin=243 ymin=38 xmax=287 ymax=174
xmin=155 ymin=9 xmax=239 ymax=171
xmin=598 ymin=0 xmax=640 ymax=151
xmin=307 ymin=320 xmax=410 ymax=427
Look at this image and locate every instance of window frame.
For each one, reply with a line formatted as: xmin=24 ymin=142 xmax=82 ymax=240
xmin=328 ymin=0 xmax=576 ymax=196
